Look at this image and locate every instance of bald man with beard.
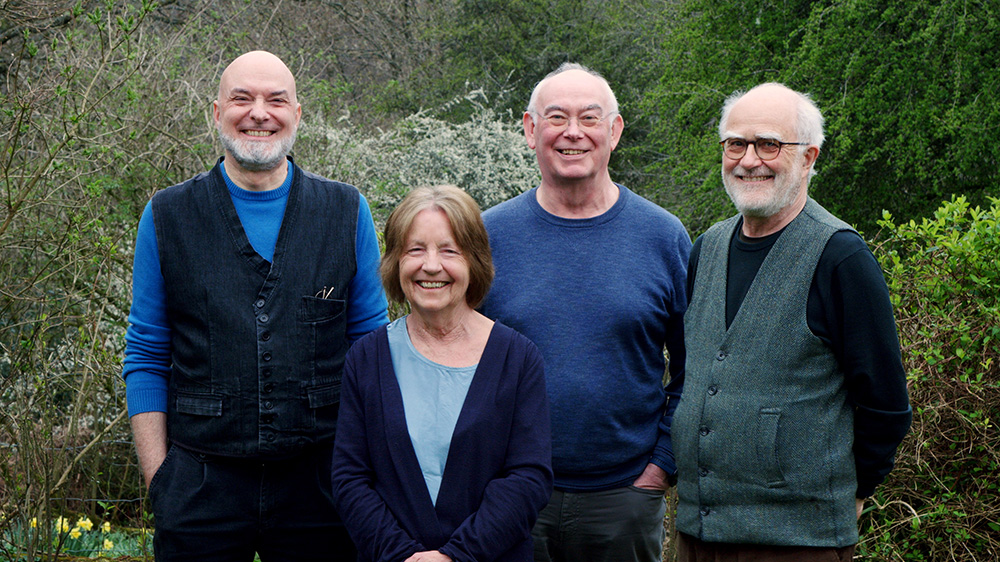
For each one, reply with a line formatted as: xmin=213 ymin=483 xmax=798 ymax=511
xmin=122 ymin=51 xmax=388 ymax=561
xmin=672 ymin=83 xmax=911 ymax=561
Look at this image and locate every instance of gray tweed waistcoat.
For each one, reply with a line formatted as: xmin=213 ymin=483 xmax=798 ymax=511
xmin=673 ymin=198 xmax=859 ymax=547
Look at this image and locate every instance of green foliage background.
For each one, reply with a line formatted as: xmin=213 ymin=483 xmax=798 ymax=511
xmin=1 ymin=0 xmax=997 ymax=560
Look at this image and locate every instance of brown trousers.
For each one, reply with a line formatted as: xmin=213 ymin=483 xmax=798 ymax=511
xmin=676 ymin=532 xmax=856 ymax=562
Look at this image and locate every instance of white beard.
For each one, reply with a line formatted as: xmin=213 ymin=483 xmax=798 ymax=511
xmin=218 ymin=126 xmax=296 ymax=172
xmin=722 ymin=157 xmax=804 ymax=218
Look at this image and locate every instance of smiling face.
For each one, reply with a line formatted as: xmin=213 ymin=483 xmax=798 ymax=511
xmin=214 ymin=51 xmax=301 ymax=173
xmin=399 ymin=207 xmax=472 ymax=320
xmin=720 ymin=85 xmax=818 ymax=219
xmin=524 ymin=69 xmax=623 ymax=190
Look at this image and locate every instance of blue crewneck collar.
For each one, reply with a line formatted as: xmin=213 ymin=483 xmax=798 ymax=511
xmin=220 ymin=159 xmax=293 ymax=201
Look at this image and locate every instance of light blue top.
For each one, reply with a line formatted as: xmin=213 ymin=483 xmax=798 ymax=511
xmin=122 ymin=159 xmax=389 ymax=415
xmin=387 ymin=317 xmax=477 ymax=505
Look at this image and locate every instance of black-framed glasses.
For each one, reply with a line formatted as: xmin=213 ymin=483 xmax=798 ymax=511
xmin=720 ymin=137 xmax=809 ymax=161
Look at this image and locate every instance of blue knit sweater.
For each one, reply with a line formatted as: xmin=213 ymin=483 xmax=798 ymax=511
xmin=480 ymin=185 xmax=691 ymax=490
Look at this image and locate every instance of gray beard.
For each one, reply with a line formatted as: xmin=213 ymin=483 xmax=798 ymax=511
xmin=722 ymin=163 xmax=803 ymax=218
xmin=218 ymin=128 xmax=296 ymax=172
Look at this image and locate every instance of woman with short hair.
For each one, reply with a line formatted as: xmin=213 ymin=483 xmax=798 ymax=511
xmin=332 ymin=185 xmax=553 ymax=562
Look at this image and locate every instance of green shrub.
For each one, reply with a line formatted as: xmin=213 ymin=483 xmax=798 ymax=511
xmin=297 ymin=92 xmax=539 ymax=226
xmin=860 ymin=196 xmax=1000 ymax=560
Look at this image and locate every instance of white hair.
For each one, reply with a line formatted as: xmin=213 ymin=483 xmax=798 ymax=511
xmin=526 ymin=62 xmax=619 ymax=122
xmin=719 ymin=83 xmax=825 ymax=176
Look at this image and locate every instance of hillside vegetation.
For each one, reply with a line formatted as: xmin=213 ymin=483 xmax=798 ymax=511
xmin=1 ymin=1 xmax=997 ymax=560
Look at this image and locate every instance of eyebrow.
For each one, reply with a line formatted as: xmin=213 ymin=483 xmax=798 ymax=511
xmin=722 ymin=130 xmax=784 ymax=140
xmin=229 ymin=88 xmax=291 ymax=99
xmin=542 ymin=103 xmax=605 ymax=114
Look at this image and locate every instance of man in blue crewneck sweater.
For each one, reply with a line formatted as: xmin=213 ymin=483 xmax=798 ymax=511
xmin=480 ymin=63 xmax=691 ymax=562
xmin=122 ymin=51 xmax=388 ymax=561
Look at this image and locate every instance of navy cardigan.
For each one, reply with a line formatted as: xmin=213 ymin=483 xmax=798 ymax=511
xmin=332 ymin=321 xmax=553 ymax=562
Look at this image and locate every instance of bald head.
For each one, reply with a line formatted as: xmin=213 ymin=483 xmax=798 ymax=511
xmin=719 ymin=82 xmax=825 ymax=149
xmin=526 ymin=63 xmax=619 ymax=119
xmin=213 ymin=51 xmax=302 ymax=179
xmin=218 ymin=51 xmax=298 ymax=104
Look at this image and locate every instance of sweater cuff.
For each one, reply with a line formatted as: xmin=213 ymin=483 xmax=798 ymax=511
xmin=124 ymin=373 xmax=169 ymax=416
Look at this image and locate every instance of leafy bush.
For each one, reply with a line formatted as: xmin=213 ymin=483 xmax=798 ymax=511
xmin=297 ymin=92 xmax=539 ymax=226
xmin=0 ymin=2 xmax=214 ymax=558
xmin=860 ymin=196 xmax=1000 ymax=561
xmin=639 ymin=0 xmax=1000 ymax=236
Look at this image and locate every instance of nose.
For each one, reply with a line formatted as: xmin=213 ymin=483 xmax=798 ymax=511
xmin=249 ymin=98 xmax=270 ymax=122
xmin=422 ymin=250 xmax=442 ymax=273
xmin=562 ymin=117 xmax=585 ymax=139
xmin=739 ymin=143 xmax=763 ymax=168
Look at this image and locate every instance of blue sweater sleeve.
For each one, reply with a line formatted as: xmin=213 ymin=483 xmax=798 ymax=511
xmin=651 ymin=224 xmax=691 ymax=478
xmin=122 ymin=201 xmax=171 ymax=416
xmin=347 ymin=195 xmax=389 ymax=341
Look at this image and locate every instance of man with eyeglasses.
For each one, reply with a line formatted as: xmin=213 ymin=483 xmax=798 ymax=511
xmin=480 ymin=63 xmax=692 ymax=562
xmin=671 ymin=83 xmax=911 ymax=561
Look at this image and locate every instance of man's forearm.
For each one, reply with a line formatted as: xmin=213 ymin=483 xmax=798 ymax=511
xmin=130 ymin=411 xmax=168 ymax=488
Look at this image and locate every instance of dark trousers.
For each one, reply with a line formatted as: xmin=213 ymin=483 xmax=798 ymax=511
xmin=149 ymin=443 xmax=355 ymax=562
xmin=676 ymin=532 xmax=856 ymax=562
xmin=532 ymin=486 xmax=667 ymax=562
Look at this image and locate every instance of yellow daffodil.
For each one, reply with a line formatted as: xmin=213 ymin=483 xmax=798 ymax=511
xmin=30 ymin=517 xmax=38 ymax=528
xmin=76 ymin=516 xmax=93 ymax=531
xmin=103 ymin=539 xmax=114 ymax=550
xmin=69 ymin=527 xmax=82 ymax=539
xmin=101 ymin=521 xmax=111 ymax=533
xmin=56 ymin=516 xmax=70 ymax=533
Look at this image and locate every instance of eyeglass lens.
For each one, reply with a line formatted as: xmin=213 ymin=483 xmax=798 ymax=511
xmin=724 ymin=139 xmax=783 ymax=161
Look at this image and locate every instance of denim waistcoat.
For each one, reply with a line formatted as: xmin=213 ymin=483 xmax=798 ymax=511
xmin=152 ymin=158 xmax=358 ymax=457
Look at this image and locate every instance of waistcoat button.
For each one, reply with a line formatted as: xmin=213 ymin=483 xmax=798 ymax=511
xmin=261 ymin=331 xmax=271 ymax=341
xmin=707 ymin=385 xmax=719 ymax=396
xmin=715 ymin=350 xmax=727 ymax=361
xmin=255 ymin=299 xmax=266 ymax=308
xmin=258 ymin=313 xmax=269 ymax=323
xmin=262 ymin=352 xmax=272 ymax=361
xmin=699 ymin=426 xmax=711 ymax=436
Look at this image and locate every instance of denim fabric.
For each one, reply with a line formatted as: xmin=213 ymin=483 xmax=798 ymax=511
xmin=153 ymin=160 xmax=359 ymax=456
xmin=149 ymin=444 xmax=355 ymax=561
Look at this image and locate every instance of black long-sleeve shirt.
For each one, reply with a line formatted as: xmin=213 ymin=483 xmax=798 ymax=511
xmin=687 ymin=220 xmax=912 ymax=497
